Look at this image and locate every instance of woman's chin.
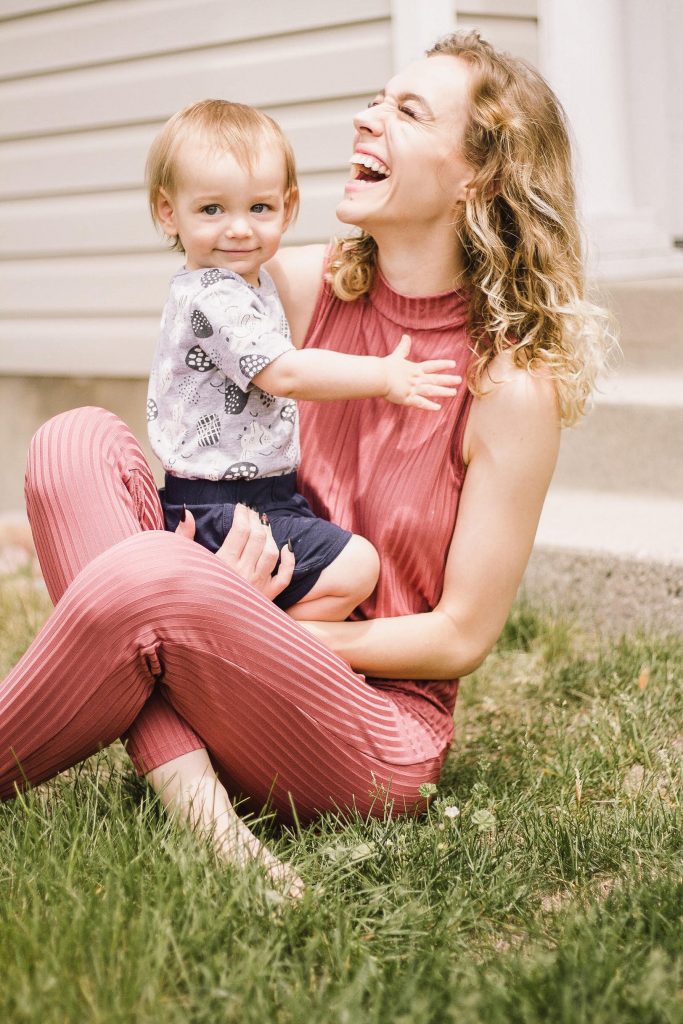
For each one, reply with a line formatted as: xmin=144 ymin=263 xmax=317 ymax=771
xmin=335 ymin=198 xmax=364 ymax=227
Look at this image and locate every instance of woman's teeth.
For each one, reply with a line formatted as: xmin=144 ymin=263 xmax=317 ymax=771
xmin=349 ymin=153 xmax=391 ymax=178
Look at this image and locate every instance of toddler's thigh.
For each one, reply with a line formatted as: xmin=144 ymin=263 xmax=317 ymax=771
xmin=268 ymin=509 xmax=352 ymax=609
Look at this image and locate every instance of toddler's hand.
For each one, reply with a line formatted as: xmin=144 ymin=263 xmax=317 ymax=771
xmin=383 ymin=334 xmax=461 ymax=410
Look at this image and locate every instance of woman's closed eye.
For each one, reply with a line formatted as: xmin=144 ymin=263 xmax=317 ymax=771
xmin=367 ymin=96 xmax=420 ymax=119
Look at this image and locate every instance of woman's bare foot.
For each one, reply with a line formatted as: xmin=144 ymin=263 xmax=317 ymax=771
xmin=146 ymin=748 xmax=304 ymax=898
xmin=214 ymin=810 xmax=304 ymax=898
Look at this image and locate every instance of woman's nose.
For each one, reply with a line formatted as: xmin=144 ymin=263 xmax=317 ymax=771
xmin=353 ymin=104 xmax=384 ymax=136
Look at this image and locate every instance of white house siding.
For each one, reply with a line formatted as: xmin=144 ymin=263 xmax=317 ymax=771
xmin=664 ymin=0 xmax=683 ymax=241
xmin=0 ymin=0 xmax=392 ymax=379
xmin=454 ymin=0 xmax=538 ymax=66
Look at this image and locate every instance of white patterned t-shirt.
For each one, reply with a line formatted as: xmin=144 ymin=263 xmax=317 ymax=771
xmin=147 ymin=266 xmax=300 ymax=481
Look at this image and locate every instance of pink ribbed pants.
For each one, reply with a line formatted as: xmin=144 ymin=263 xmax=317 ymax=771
xmin=0 ymin=408 xmax=446 ymax=820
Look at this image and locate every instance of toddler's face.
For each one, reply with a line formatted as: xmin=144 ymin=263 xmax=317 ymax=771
xmin=157 ymin=139 xmax=291 ymax=285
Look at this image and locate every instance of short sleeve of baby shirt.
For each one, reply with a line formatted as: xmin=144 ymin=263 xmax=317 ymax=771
xmin=188 ymin=272 xmax=295 ymax=389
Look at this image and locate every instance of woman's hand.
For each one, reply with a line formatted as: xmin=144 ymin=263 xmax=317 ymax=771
xmin=176 ymin=503 xmax=295 ymax=601
xmin=383 ymin=334 xmax=462 ymax=411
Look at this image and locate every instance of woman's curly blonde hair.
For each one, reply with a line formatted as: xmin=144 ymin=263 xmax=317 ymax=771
xmin=328 ymin=31 xmax=615 ymax=426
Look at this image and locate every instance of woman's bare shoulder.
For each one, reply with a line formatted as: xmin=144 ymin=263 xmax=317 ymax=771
xmin=266 ymin=244 xmax=327 ymax=346
xmin=463 ymin=350 xmax=560 ymax=463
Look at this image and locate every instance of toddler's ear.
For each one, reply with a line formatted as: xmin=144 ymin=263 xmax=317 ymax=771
xmin=283 ymin=186 xmax=299 ymax=230
xmin=155 ymin=188 xmax=178 ymax=237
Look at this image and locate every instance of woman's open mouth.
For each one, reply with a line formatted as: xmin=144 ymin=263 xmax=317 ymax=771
xmin=348 ymin=152 xmax=391 ymax=184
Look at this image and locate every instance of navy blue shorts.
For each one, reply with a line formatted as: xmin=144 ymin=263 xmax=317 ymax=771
xmin=160 ymin=472 xmax=352 ymax=610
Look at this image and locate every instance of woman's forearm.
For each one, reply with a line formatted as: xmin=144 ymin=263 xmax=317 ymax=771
xmin=299 ymin=609 xmax=488 ymax=681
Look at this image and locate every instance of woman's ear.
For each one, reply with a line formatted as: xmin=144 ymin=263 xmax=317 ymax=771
xmin=155 ymin=188 xmax=178 ymax=238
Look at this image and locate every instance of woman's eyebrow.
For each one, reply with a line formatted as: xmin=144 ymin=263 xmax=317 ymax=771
xmin=379 ymin=89 xmax=434 ymax=114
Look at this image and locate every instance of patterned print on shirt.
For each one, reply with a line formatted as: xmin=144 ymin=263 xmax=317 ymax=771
xmin=178 ymin=376 xmax=201 ymax=406
xmin=196 ymin=413 xmax=221 ymax=447
xmin=186 ymin=345 xmax=216 ymax=372
xmin=240 ymin=421 xmax=281 ymax=460
xmin=224 ymin=382 xmax=250 ymax=415
xmin=146 ymin=398 xmax=158 ymax=422
xmin=222 ymin=461 xmax=259 ymax=481
xmin=280 ymin=403 xmax=296 ymax=423
xmin=239 ymin=353 xmax=270 ymax=379
xmin=200 ymin=269 xmax=224 ymax=288
xmin=259 ymin=391 xmax=276 ymax=410
xmin=190 ymin=309 xmax=213 ymax=338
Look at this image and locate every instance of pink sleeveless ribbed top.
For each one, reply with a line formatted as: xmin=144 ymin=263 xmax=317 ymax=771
xmin=298 ymin=268 xmax=475 ymax=747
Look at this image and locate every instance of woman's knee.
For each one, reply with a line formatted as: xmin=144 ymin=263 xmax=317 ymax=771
xmin=26 ymin=407 xmax=124 ymax=499
xmin=75 ymin=532 xmax=227 ymax=625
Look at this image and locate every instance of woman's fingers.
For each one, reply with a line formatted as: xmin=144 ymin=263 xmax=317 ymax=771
xmin=265 ymin=541 xmax=296 ymax=599
xmin=238 ymin=508 xmax=271 ymax=575
xmin=215 ymin=504 xmax=296 ymax=602
xmin=216 ymin=503 xmax=253 ymax=566
xmin=174 ymin=506 xmax=196 ymax=541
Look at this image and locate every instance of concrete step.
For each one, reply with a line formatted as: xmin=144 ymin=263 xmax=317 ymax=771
xmin=528 ymin=487 xmax=683 ymax=634
xmin=522 ymin=544 xmax=683 ymax=636
xmin=594 ymin=277 xmax=683 ymax=350
xmin=536 ymin=488 xmax=683 ymax=565
xmin=553 ymin=375 xmax=683 ymax=498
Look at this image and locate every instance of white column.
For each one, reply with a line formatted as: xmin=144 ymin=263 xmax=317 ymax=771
xmin=390 ymin=0 xmax=455 ymax=72
xmin=538 ymin=0 xmax=683 ymax=279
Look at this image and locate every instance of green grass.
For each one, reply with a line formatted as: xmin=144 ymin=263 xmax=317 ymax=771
xmin=1 ymin=574 xmax=681 ymax=1023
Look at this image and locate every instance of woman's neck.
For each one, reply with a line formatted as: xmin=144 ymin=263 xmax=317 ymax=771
xmin=373 ymin=224 xmax=467 ymax=296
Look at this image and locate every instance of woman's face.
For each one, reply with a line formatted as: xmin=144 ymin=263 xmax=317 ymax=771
xmin=337 ymin=54 xmax=475 ymax=235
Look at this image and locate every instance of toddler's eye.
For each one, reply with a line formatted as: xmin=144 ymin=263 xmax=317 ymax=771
xmin=251 ymin=203 xmax=270 ymax=214
xmin=201 ymin=204 xmax=221 ymax=215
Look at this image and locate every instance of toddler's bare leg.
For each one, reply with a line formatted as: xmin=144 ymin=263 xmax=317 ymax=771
xmin=287 ymin=534 xmax=379 ymax=621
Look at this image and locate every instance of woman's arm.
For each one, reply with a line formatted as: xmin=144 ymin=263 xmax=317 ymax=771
xmin=265 ymin=243 xmax=327 ymax=347
xmin=301 ymin=355 xmax=561 ymax=679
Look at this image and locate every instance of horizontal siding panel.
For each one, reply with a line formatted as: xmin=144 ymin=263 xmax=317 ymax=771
xmin=455 ymin=1 xmax=536 ymax=17
xmin=0 ymin=253 xmax=178 ymax=316
xmin=0 ymin=317 xmax=159 ymax=376
xmin=454 ymin=14 xmax=538 ymax=64
xmin=0 ymin=21 xmax=391 ymax=139
xmin=0 ymin=98 xmax=361 ymax=199
xmin=0 ymin=172 xmax=347 ymax=256
xmin=0 ymin=0 xmax=96 ymax=20
xmin=0 ymin=0 xmax=391 ymax=79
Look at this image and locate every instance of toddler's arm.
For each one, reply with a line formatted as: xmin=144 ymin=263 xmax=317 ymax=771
xmin=190 ymin=278 xmax=460 ymax=410
xmin=254 ymin=334 xmax=461 ymax=411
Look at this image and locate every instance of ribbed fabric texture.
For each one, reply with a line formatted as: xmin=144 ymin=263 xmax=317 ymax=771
xmin=1 ymin=272 xmax=474 ymax=821
xmin=298 ymin=271 xmax=474 ymax=739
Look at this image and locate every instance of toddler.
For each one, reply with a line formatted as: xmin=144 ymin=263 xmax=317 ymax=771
xmin=146 ymin=99 xmax=459 ymax=619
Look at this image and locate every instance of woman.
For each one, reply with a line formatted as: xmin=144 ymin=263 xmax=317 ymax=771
xmin=0 ymin=33 xmax=609 ymax=893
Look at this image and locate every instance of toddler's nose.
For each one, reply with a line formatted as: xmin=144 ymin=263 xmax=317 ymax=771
xmin=226 ymin=217 xmax=252 ymax=238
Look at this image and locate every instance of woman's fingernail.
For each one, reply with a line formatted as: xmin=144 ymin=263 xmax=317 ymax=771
xmin=180 ymin=504 xmax=187 ymax=523
xmin=287 ymin=538 xmax=294 ymax=552
xmin=260 ymin=513 xmax=269 ymax=525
